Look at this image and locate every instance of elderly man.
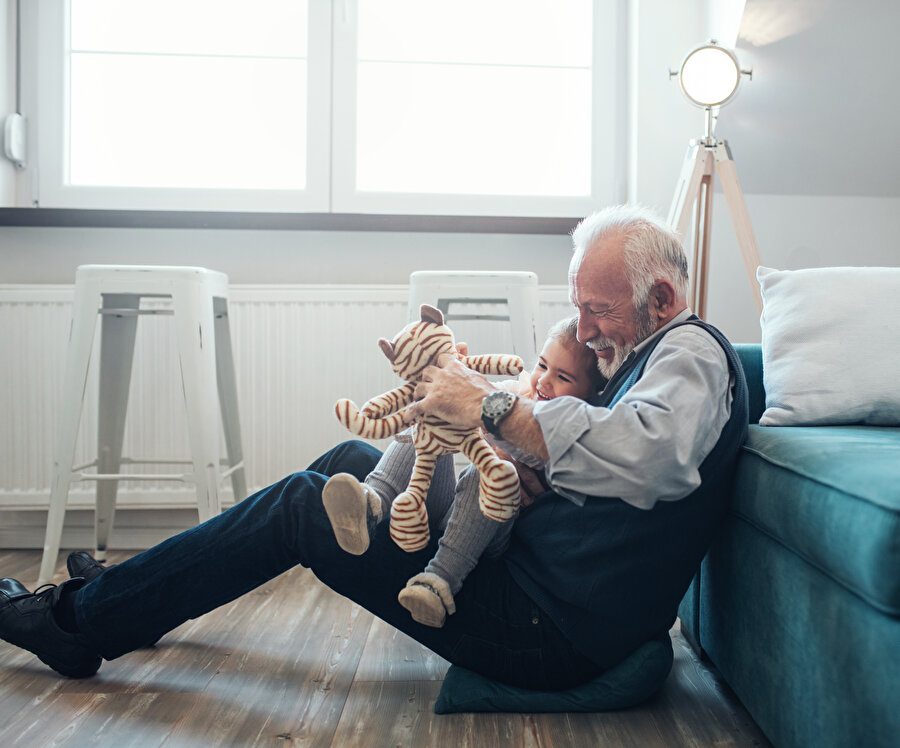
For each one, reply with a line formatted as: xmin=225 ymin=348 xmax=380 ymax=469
xmin=0 ymin=205 xmax=747 ymax=693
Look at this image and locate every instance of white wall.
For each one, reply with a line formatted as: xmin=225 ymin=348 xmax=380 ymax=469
xmin=706 ymin=194 xmax=900 ymax=342
xmin=0 ymin=226 xmax=576 ymax=285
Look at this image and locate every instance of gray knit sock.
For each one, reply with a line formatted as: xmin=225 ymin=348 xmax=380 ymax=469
xmin=424 ymin=464 xmax=516 ymax=595
xmin=366 ymin=437 xmax=456 ymax=525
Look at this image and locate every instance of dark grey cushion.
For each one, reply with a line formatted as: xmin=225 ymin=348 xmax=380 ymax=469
xmin=434 ymin=636 xmax=673 ymax=714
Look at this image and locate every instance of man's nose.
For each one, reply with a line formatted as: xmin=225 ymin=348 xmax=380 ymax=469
xmin=576 ymin=312 xmax=596 ymax=343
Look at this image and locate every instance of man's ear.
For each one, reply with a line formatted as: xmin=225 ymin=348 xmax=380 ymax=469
xmin=648 ymin=280 xmax=677 ymax=320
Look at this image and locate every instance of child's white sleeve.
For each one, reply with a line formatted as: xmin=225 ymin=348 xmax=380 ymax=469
xmin=495 ymin=370 xmax=535 ymax=398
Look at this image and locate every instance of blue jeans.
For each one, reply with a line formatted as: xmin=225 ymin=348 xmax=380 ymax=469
xmin=73 ymin=440 xmax=601 ymax=690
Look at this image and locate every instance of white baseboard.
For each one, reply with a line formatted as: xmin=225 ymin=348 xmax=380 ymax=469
xmin=0 ymin=506 xmax=235 ymax=551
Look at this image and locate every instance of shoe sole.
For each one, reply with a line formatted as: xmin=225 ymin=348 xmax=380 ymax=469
xmin=35 ymin=650 xmax=101 ymax=679
xmin=398 ymin=584 xmax=446 ymax=628
xmin=0 ymin=614 xmax=101 ymax=678
xmin=322 ymin=474 xmax=371 ymax=555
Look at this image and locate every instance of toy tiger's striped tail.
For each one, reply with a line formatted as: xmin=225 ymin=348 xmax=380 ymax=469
xmin=462 ymin=353 xmax=524 ymax=376
xmin=335 ymin=399 xmax=408 ymax=440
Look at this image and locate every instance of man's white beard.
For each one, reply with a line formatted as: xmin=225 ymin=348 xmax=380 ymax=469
xmin=588 ymin=302 xmax=658 ymax=380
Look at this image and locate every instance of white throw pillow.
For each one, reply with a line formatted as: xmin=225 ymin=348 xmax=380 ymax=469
xmin=757 ymin=265 xmax=900 ymax=426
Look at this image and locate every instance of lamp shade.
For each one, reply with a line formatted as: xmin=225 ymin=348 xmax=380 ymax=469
xmin=678 ymin=41 xmax=741 ymax=108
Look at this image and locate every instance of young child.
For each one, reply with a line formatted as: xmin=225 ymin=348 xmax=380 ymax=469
xmin=323 ymin=315 xmax=606 ymax=627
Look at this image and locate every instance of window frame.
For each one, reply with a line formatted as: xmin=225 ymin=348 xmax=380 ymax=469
xmin=25 ymin=0 xmax=332 ymax=213
xmin=19 ymin=0 xmax=624 ymax=217
xmin=331 ymin=0 xmax=621 ymax=217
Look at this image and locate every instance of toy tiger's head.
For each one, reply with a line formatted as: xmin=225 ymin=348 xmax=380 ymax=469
xmin=379 ymin=304 xmax=456 ymax=381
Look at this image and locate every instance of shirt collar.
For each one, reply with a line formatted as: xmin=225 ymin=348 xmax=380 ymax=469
xmin=629 ymin=308 xmax=694 ymax=358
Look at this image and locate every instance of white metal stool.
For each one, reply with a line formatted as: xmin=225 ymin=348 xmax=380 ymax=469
xmin=408 ymin=270 xmax=541 ymax=364
xmin=39 ymin=265 xmax=247 ymax=585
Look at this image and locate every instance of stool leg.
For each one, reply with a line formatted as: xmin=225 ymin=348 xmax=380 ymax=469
xmin=173 ymin=283 xmax=222 ymax=522
xmin=505 ymin=285 xmax=540 ymax=366
xmin=94 ymin=294 xmax=140 ymax=562
xmin=39 ymin=282 xmax=102 ymax=585
xmin=213 ymin=297 xmax=247 ymax=502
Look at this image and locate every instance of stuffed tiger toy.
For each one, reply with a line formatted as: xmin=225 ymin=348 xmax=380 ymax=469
xmin=334 ymin=304 xmax=523 ymax=552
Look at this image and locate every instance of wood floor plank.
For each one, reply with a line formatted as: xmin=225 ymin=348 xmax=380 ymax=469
xmin=145 ymin=566 xmax=373 ymax=747
xmin=0 ymin=549 xmax=772 ymax=747
xmin=355 ymin=615 xmax=450 ymax=682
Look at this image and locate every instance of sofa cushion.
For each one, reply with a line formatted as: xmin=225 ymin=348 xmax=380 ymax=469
xmin=734 ymin=424 xmax=900 ymax=615
xmin=756 ymin=265 xmax=900 ymax=427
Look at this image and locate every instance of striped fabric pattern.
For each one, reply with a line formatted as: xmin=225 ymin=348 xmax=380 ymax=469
xmin=334 ymin=305 xmax=524 ymax=551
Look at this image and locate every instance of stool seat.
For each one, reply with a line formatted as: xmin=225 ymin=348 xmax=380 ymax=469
xmin=408 ymin=270 xmax=540 ymax=365
xmin=39 ymin=264 xmax=246 ymax=584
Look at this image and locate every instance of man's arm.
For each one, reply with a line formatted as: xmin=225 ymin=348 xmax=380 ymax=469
xmin=406 ymin=327 xmax=731 ymax=510
xmin=489 ymin=397 xmax=549 ymax=463
xmin=404 ymin=355 xmax=550 ymax=463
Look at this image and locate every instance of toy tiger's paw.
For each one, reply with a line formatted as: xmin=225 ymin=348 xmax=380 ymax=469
xmin=334 ymin=399 xmax=361 ymax=430
xmin=389 ymin=492 xmax=429 ymax=552
xmin=478 ymin=459 xmax=520 ymax=522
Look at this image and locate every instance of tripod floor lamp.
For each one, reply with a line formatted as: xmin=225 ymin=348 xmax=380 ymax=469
xmin=667 ymin=40 xmax=763 ymax=319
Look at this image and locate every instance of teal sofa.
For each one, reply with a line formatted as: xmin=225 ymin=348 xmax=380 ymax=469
xmin=678 ymin=344 xmax=900 ymax=748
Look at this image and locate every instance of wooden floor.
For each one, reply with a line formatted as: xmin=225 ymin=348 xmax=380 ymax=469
xmin=0 ymin=549 xmax=771 ymax=747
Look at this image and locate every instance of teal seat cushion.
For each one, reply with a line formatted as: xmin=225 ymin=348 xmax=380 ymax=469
xmin=734 ymin=424 xmax=900 ymax=614
xmin=433 ymin=636 xmax=673 ymax=714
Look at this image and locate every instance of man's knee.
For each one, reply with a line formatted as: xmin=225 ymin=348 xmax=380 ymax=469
xmin=307 ymin=440 xmax=382 ymax=480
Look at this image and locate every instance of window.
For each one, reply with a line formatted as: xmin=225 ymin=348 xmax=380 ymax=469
xmin=23 ymin=0 xmax=621 ymax=216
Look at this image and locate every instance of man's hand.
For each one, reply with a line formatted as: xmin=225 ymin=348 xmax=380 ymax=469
xmin=404 ymin=353 xmax=493 ymax=428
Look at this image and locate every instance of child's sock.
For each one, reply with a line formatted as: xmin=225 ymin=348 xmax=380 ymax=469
xmin=425 ymin=464 xmax=516 ymax=594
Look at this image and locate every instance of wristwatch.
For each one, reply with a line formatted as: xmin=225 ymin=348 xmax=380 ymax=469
xmin=481 ymin=390 xmax=519 ymax=436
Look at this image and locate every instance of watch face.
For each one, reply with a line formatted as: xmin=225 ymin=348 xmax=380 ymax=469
xmin=484 ymin=391 xmax=514 ymax=418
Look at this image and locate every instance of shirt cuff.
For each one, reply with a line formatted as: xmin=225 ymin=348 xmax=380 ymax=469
xmin=533 ymin=397 xmax=594 ymax=506
xmin=533 ymin=396 xmax=594 ymax=458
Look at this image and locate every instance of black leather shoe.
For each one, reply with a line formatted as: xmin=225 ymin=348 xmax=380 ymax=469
xmin=66 ymin=551 xmax=112 ymax=583
xmin=0 ymin=578 xmax=102 ymax=678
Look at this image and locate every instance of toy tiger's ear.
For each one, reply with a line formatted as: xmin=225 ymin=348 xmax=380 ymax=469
xmin=378 ymin=338 xmax=395 ymax=361
xmin=420 ymin=304 xmax=444 ymax=325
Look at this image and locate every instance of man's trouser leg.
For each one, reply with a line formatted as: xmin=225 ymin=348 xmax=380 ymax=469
xmin=74 ymin=440 xmax=600 ymax=689
xmin=73 ymin=440 xmax=382 ymax=659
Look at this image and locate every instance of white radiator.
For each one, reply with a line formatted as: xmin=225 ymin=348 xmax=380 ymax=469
xmin=0 ymin=284 xmax=571 ymax=536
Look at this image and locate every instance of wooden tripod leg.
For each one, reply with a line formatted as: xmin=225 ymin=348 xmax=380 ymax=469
xmin=668 ymin=144 xmax=716 ymax=315
xmin=715 ymin=149 xmax=764 ymax=313
xmin=667 ymin=143 xmax=709 ymax=238
xmin=695 ymin=175 xmax=714 ymax=320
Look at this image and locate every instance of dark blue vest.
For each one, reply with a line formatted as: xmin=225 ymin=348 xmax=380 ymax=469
xmin=504 ymin=317 xmax=749 ymax=669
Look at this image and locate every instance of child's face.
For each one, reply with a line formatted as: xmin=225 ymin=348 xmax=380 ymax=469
xmin=529 ymin=339 xmax=597 ymax=402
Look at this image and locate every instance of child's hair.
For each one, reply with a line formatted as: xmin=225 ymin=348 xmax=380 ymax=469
xmin=544 ymin=315 xmax=608 ymax=392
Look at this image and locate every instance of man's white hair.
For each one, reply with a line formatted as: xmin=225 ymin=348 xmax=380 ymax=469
xmin=571 ymin=204 xmax=689 ymax=304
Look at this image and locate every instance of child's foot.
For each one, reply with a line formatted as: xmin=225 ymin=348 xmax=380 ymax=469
xmin=398 ymin=572 xmax=456 ymax=628
xmin=322 ymin=474 xmax=382 ymax=555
